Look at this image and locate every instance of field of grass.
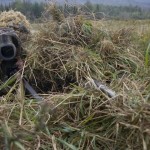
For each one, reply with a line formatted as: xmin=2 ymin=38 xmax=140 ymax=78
xmin=0 ymin=12 xmax=150 ymax=150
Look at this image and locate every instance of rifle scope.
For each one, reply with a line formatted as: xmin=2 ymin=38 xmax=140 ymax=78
xmin=0 ymin=27 xmax=21 ymax=61
xmin=0 ymin=33 xmax=17 ymax=61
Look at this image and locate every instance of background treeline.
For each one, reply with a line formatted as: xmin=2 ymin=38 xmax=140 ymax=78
xmin=0 ymin=1 xmax=45 ymax=21
xmin=0 ymin=0 xmax=150 ymax=21
xmin=61 ymin=1 xmax=150 ymax=20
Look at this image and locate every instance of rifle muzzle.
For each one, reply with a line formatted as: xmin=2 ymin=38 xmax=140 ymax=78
xmin=0 ymin=34 xmax=16 ymax=61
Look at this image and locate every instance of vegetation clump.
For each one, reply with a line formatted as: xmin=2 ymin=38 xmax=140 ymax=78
xmin=0 ymin=10 xmax=30 ymax=31
xmin=0 ymin=10 xmax=31 ymax=42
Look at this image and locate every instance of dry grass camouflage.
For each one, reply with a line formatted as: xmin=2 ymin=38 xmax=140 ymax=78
xmin=0 ymin=5 xmax=150 ymax=150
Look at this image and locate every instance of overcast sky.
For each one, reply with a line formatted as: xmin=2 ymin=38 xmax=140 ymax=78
xmin=0 ymin=0 xmax=150 ymax=8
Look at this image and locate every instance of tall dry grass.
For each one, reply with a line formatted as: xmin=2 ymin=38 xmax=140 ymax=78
xmin=0 ymin=5 xmax=150 ymax=150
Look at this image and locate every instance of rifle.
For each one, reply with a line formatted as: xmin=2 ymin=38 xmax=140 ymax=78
xmin=0 ymin=27 xmax=42 ymax=101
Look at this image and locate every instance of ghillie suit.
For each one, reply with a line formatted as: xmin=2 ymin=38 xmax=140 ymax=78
xmin=0 ymin=11 xmax=31 ymax=96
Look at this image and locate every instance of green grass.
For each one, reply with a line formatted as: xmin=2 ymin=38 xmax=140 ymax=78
xmin=145 ymin=43 xmax=150 ymax=68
